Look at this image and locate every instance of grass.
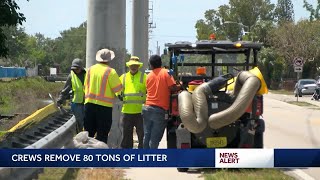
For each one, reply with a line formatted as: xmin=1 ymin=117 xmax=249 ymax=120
xmin=203 ymin=168 xmax=294 ymax=180
xmin=0 ymin=77 xmax=64 ymax=115
xmin=37 ymin=168 xmax=124 ymax=180
xmin=269 ymin=89 xmax=293 ymax=95
xmin=0 ymin=131 xmax=6 ymax=139
xmin=0 ymin=77 xmax=64 ymax=132
xmin=287 ymin=101 xmax=316 ymax=107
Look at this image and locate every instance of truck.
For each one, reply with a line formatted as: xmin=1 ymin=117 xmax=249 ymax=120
xmin=164 ymin=40 xmax=268 ymax=172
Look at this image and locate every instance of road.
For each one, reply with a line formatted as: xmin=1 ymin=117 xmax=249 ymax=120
xmin=124 ymin=93 xmax=320 ymax=180
xmin=264 ymin=93 xmax=320 ymax=180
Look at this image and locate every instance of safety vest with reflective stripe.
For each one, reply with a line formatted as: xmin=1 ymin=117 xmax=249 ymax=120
xmin=120 ymin=71 xmax=146 ymax=114
xmin=84 ymin=63 xmax=122 ymax=107
xmin=71 ymin=71 xmax=85 ymax=103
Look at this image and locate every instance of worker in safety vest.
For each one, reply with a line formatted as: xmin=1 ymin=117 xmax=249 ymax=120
xmin=57 ymin=58 xmax=86 ymax=133
xmin=118 ymin=56 xmax=146 ymax=149
xmin=84 ymin=49 xmax=122 ymax=144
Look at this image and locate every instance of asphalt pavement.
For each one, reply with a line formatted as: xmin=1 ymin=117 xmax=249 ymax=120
xmin=264 ymin=93 xmax=320 ymax=180
xmin=123 ymin=92 xmax=320 ymax=180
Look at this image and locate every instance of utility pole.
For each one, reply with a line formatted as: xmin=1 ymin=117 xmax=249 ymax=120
xmin=86 ymin=0 xmax=126 ymax=75
xmin=156 ymin=41 xmax=160 ymax=55
xmin=148 ymin=1 xmax=157 ymax=59
xmin=86 ymin=0 xmax=126 ymax=148
xmin=132 ymin=0 xmax=149 ymax=71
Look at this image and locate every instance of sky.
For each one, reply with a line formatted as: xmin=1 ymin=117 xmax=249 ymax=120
xmin=18 ymin=0 xmax=317 ymax=55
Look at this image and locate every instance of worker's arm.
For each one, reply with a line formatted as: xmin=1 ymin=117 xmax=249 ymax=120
xmin=166 ymin=70 xmax=181 ymax=92
xmin=115 ymin=74 xmax=124 ymax=101
xmin=169 ymin=84 xmax=181 ymax=92
xmin=110 ymin=69 xmax=123 ymax=94
xmin=57 ymin=74 xmax=72 ymax=105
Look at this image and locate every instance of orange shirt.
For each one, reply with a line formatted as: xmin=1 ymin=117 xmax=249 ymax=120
xmin=146 ymin=68 xmax=175 ymax=110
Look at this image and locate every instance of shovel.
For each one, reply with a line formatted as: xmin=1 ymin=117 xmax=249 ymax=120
xmin=48 ymin=93 xmax=67 ymax=115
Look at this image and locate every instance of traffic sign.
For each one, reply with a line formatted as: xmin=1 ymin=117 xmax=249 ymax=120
xmin=294 ymin=66 xmax=303 ymax=72
xmin=293 ymin=57 xmax=304 ymax=67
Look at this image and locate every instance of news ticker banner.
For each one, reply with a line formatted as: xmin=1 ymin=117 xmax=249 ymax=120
xmin=0 ymin=149 xmax=319 ymax=168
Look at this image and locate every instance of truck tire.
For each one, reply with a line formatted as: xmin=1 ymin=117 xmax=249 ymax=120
xmin=254 ymin=119 xmax=265 ymax=148
xmin=254 ymin=133 xmax=264 ymax=148
xmin=167 ymin=133 xmax=177 ymax=148
xmin=177 ymin=168 xmax=188 ymax=172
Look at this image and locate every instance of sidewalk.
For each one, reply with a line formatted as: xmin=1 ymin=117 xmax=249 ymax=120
xmin=265 ymin=93 xmax=320 ymax=107
xmin=124 ymin=130 xmax=203 ymax=180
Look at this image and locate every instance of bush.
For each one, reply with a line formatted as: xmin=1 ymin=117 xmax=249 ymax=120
xmin=0 ymin=77 xmax=64 ymax=114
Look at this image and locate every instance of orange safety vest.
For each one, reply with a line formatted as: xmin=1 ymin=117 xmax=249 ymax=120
xmin=84 ymin=64 xmax=122 ymax=107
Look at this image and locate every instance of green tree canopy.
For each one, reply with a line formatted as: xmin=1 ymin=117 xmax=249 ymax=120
xmin=0 ymin=0 xmax=29 ymax=57
xmin=268 ymin=20 xmax=320 ymax=78
xmin=303 ymin=0 xmax=320 ymax=21
xmin=195 ymin=0 xmax=275 ymax=42
xmin=275 ymin=0 xmax=294 ymax=23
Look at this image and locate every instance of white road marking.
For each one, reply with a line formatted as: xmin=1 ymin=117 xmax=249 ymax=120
xmin=287 ymin=169 xmax=315 ymax=180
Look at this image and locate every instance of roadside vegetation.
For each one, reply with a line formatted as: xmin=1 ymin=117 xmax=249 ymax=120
xmin=287 ymin=101 xmax=316 ymax=107
xmin=0 ymin=77 xmax=63 ymax=114
xmin=37 ymin=168 xmax=124 ymax=180
xmin=0 ymin=77 xmax=63 ymax=132
xmin=268 ymin=90 xmax=293 ymax=95
xmin=204 ymin=169 xmax=294 ymax=180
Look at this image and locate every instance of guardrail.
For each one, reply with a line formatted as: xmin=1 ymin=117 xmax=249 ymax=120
xmin=0 ymin=108 xmax=76 ymax=179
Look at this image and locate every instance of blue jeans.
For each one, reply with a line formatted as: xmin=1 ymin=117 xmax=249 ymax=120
xmin=142 ymin=105 xmax=167 ymax=149
xmin=71 ymin=103 xmax=84 ymax=133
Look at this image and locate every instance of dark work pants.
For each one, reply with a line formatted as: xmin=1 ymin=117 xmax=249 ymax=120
xmin=71 ymin=103 xmax=84 ymax=133
xmin=121 ymin=113 xmax=144 ymax=149
xmin=84 ymin=103 xmax=113 ymax=144
xmin=142 ymin=105 xmax=167 ymax=149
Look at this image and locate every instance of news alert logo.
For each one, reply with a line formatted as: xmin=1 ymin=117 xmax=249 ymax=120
xmin=219 ymin=152 xmax=240 ymax=163
xmin=215 ymin=149 xmax=274 ymax=168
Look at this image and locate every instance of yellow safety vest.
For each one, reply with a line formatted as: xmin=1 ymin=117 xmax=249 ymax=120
xmin=71 ymin=71 xmax=85 ymax=103
xmin=120 ymin=71 xmax=146 ymax=114
xmin=84 ymin=64 xmax=122 ymax=107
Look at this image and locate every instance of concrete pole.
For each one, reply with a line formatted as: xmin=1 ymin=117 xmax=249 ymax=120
xmin=86 ymin=0 xmax=126 ymax=148
xmin=132 ymin=0 xmax=149 ymax=71
xmin=86 ymin=0 xmax=126 ymax=75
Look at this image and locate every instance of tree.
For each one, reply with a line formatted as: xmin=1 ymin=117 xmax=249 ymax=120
xmin=1 ymin=26 xmax=28 ymax=65
xmin=268 ymin=20 xmax=320 ymax=78
xmin=195 ymin=0 xmax=276 ymax=42
xmin=275 ymin=0 xmax=294 ymax=23
xmin=51 ymin=23 xmax=87 ymax=72
xmin=303 ymin=0 xmax=320 ymax=21
xmin=0 ymin=0 xmax=29 ymax=57
xmin=2 ymin=25 xmax=56 ymax=69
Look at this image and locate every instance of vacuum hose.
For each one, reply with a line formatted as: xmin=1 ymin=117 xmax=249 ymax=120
xmin=178 ymin=71 xmax=260 ymax=133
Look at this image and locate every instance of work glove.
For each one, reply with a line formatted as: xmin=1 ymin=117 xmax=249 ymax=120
xmin=117 ymin=95 xmax=123 ymax=101
xmin=56 ymin=99 xmax=63 ymax=107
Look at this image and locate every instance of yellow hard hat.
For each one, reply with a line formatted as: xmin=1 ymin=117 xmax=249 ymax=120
xmin=126 ymin=56 xmax=143 ymax=68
